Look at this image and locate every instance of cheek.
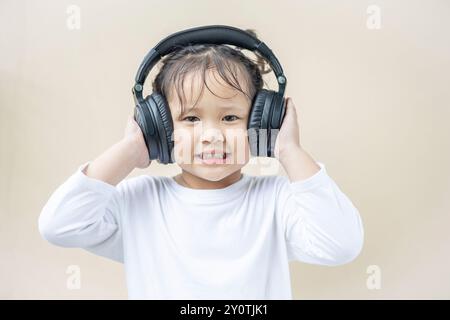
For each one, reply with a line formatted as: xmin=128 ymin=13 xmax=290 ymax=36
xmin=225 ymin=130 xmax=250 ymax=165
xmin=172 ymin=124 xmax=195 ymax=163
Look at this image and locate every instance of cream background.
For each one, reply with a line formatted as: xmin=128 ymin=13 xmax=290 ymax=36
xmin=1 ymin=0 xmax=449 ymax=299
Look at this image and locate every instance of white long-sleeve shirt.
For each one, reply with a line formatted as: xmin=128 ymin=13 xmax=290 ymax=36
xmin=38 ymin=161 xmax=364 ymax=299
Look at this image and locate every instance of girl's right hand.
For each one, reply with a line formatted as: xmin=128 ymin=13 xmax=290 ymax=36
xmin=124 ymin=115 xmax=151 ymax=169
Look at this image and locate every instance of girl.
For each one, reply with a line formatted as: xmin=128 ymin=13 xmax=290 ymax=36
xmin=39 ymin=31 xmax=364 ymax=299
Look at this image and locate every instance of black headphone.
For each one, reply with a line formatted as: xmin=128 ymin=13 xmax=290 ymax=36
xmin=132 ymin=25 xmax=288 ymax=164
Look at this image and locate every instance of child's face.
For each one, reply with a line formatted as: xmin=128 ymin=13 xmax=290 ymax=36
xmin=168 ymin=68 xmax=251 ymax=182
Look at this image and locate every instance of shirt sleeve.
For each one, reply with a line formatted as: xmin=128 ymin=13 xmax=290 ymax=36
xmin=276 ymin=161 xmax=364 ymax=266
xmin=38 ymin=161 xmax=125 ymax=263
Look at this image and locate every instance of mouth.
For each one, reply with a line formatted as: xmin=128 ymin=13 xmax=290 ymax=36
xmin=195 ymin=152 xmax=231 ymax=165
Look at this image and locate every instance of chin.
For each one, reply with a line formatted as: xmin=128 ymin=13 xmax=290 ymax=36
xmin=181 ymin=165 xmax=242 ymax=182
xmin=194 ymin=168 xmax=234 ymax=182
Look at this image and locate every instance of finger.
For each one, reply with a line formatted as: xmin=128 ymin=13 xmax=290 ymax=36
xmin=286 ymin=98 xmax=292 ymax=117
xmin=129 ymin=115 xmax=138 ymax=126
xmin=284 ymin=98 xmax=295 ymax=115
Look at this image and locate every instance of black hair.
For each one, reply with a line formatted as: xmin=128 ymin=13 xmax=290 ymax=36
xmin=152 ymin=29 xmax=271 ymax=118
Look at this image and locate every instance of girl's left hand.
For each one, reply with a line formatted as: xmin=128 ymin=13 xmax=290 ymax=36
xmin=274 ymin=97 xmax=301 ymax=159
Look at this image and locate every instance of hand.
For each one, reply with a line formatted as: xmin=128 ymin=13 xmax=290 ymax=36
xmin=124 ymin=115 xmax=151 ymax=169
xmin=274 ymin=97 xmax=301 ymax=159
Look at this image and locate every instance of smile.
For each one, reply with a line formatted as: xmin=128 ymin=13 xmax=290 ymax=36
xmin=195 ymin=152 xmax=230 ymax=165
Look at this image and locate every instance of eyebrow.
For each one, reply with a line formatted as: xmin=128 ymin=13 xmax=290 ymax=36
xmin=180 ymin=104 xmax=240 ymax=115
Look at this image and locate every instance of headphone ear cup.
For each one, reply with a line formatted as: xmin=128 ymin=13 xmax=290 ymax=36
xmin=134 ymin=101 xmax=158 ymax=161
xmin=248 ymin=89 xmax=276 ymax=157
xmin=147 ymin=93 xmax=174 ymax=164
xmin=248 ymin=90 xmax=266 ymax=157
xmin=266 ymin=93 xmax=286 ymax=157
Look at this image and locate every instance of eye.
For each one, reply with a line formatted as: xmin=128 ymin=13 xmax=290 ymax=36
xmin=223 ymin=115 xmax=240 ymax=122
xmin=182 ymin=116 xmax=200 ymax=123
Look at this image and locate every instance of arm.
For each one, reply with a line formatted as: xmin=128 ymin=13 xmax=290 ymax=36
xmin=84 ymin=116 xmax=151 ymax=186
xmin=274 ymin=98 xmax=364 ymax=266
xmin=279 ymin=145 xmax=321 ymax=183
xmin=277 ymin=149 xmax=364 ymax=266
xmin=38 ymin=116 xmax=150 ymax=262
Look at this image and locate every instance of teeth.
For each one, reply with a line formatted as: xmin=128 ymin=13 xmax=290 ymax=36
xmin=201 ymin=153 xmax=225 ymax=159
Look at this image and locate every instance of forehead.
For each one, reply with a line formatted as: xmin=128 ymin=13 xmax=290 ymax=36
xmin=167 ymin=67 xmax=251 ymax=116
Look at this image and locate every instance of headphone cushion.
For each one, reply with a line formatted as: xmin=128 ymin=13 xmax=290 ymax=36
xmin=248 ymin=89 xmax=277 ymax=156
xmin=148 ymin=92 xmax=174 ymax=163
xmin=248 ymin=89 xmax=268 ymax=130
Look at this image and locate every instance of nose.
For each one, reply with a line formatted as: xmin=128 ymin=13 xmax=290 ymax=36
xmin=199 ymin=126 xmax=225 ymax=144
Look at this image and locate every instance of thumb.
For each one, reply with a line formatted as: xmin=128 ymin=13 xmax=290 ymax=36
xmin=284 ymin=97 xmax=293 ymax=115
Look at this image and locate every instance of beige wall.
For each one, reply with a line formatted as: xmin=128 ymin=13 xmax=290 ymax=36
xmin=1 ymin=0 xmax=449 ymax=299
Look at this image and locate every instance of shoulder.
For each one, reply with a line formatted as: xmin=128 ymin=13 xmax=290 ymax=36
xmin=247 ymin=174 xmax=288 ymax=184
xmin=245 ymin=174 xmax=290 ymax=194
xmin=115 ymin=174 xmax=170 ymax=199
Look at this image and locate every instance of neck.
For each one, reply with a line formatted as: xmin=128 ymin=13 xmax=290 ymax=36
xmin=176 ymin=170 xmax=243 ymax=190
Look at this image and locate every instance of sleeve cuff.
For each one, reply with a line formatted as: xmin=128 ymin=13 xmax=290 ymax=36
xmin=67 ymin=161 xmax=119 ymax=197
xmin=288 ymin=161 xmax=331 ymax=193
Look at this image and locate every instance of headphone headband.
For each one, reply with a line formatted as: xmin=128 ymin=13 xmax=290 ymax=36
xmin=132 ymin=25 xmax=287 ymax=103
